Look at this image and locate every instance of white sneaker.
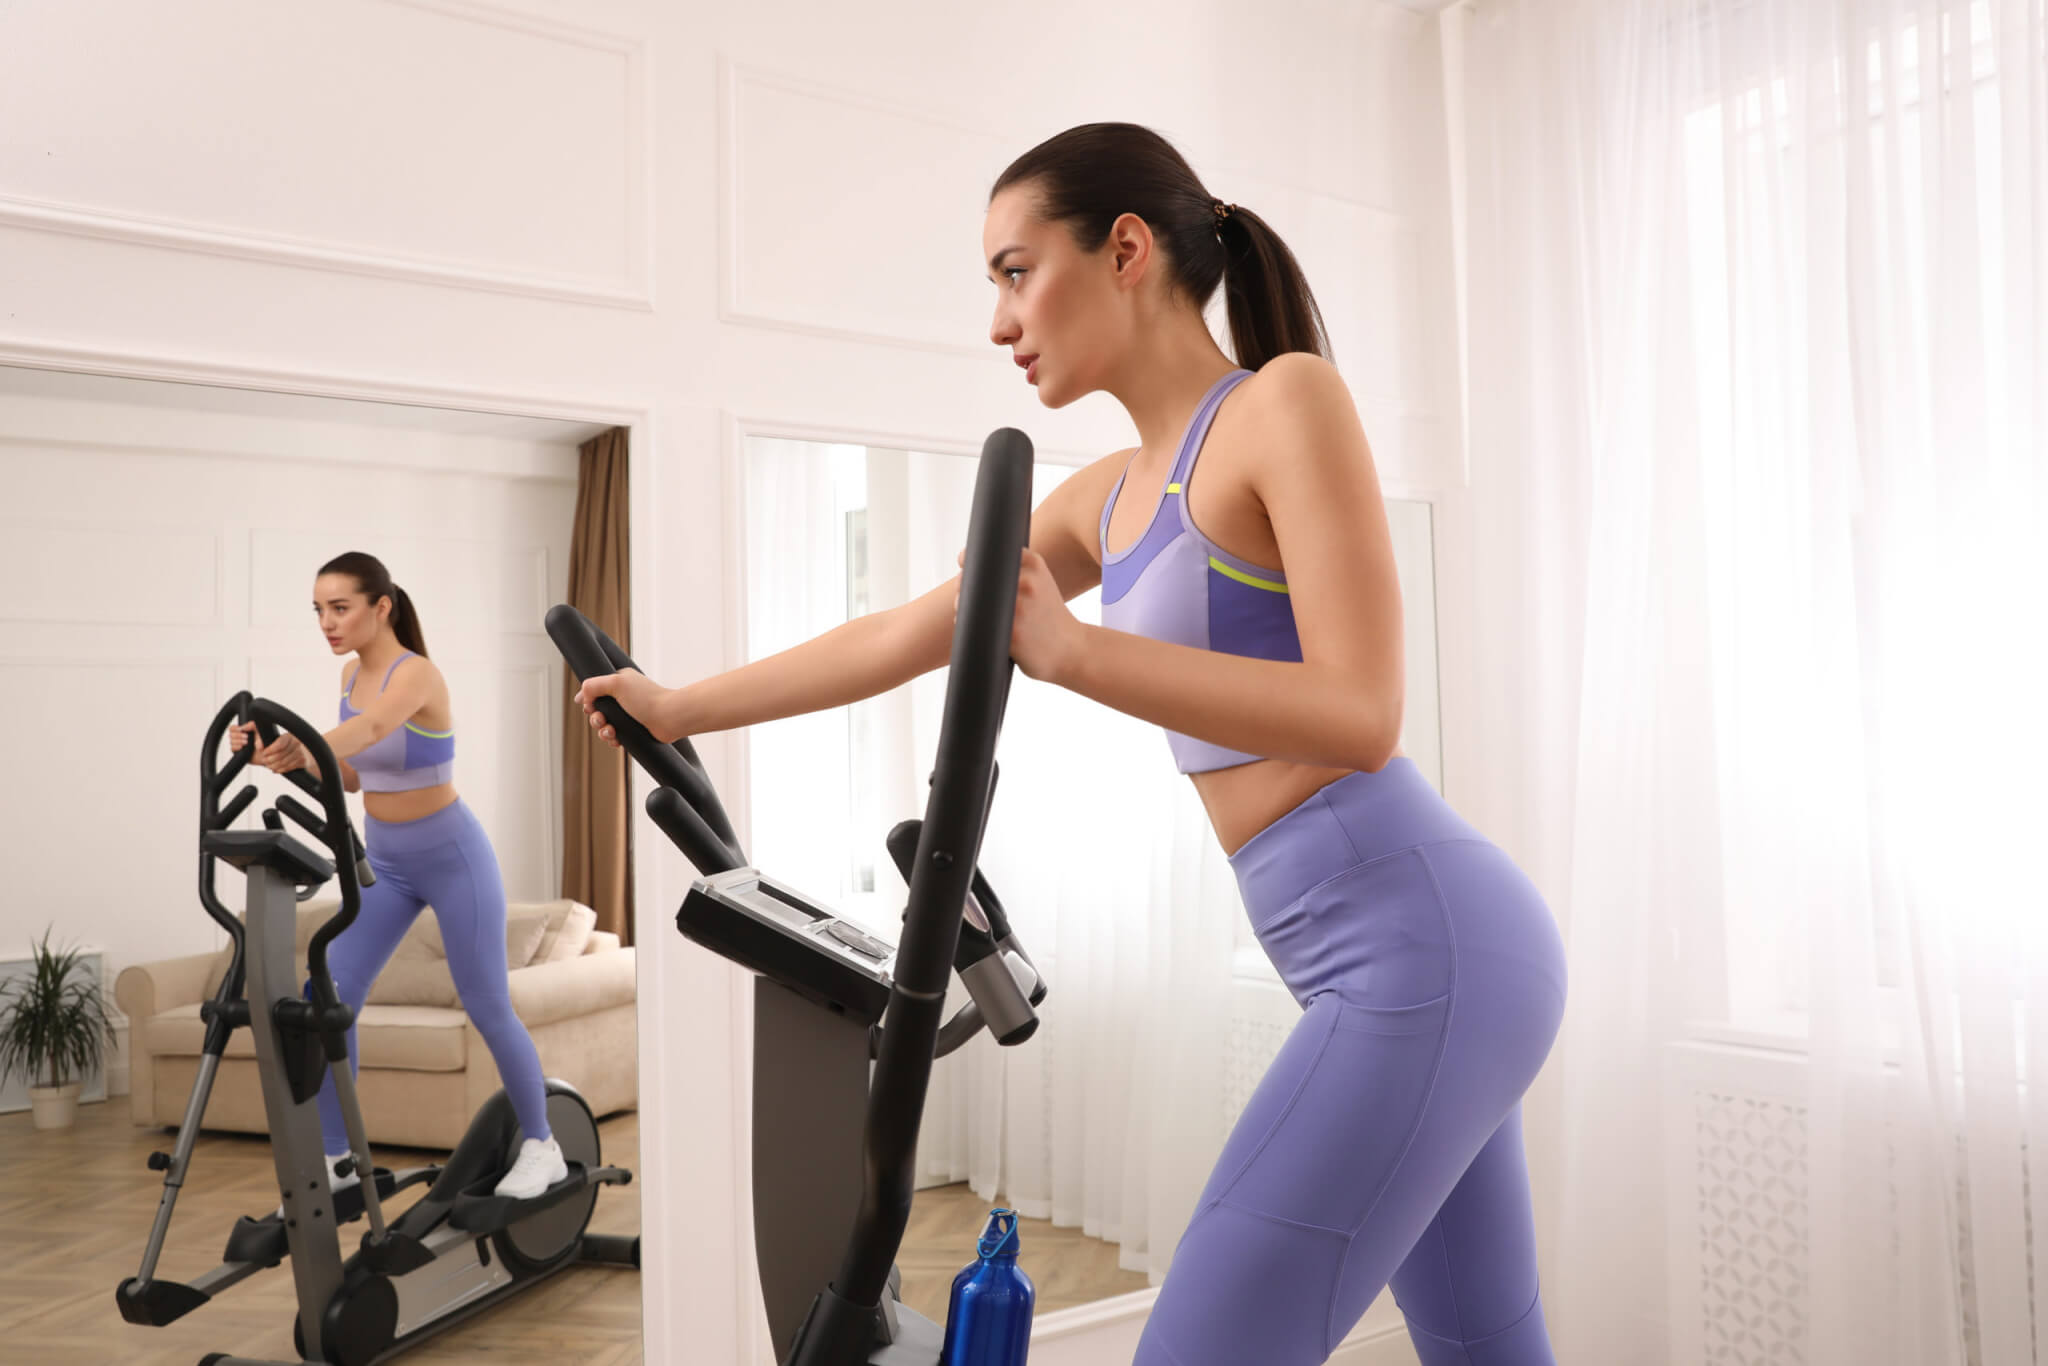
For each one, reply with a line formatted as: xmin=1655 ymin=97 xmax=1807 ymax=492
xmin=274 ymin=1152 xmax=361 ymax=1218
xmin=494 ymin=1136 xmax=568 ymax=1200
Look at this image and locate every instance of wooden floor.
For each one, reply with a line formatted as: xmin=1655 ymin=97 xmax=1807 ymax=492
xmin=0 ymin=1100 xmax=1146 ymax=1364
xmin=0 ymin=1099 xmax=643 ymax=1366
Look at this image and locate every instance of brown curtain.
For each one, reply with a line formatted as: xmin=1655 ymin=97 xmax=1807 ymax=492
xmin=562 ymin=427 xmax=634 ymax=944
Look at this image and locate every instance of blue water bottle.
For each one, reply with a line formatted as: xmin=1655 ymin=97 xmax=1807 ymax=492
xmin=938 ymin=1207 xmax=1035 ymax=1366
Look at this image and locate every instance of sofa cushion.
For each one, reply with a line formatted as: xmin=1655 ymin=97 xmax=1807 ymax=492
xmin=407 ymin=905 xmax=551 ymax=970
xmin=143 ymin=1002 xmax=469 ymax=1072
xmin=538 ymin=902 xmax=598 ymax=964
xmin=360 ymin=904 xmax=552 ymax=1007
xmin=203 ymin=902 xmax=554 ymax=1004
xmin=363 ymin=958 xmax=461 ymax=1009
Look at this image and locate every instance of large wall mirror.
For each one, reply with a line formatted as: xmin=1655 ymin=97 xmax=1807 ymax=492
xmin=0 ymin=364 xmax=643 ymax=1362
xmin=739 ymin=432 xmax=1443 ymax=1320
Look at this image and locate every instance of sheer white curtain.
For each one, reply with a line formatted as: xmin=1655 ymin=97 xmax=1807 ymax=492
xmin=744 ymin=445 xmax=1242 ymax=1280
xmin=1460 ymin=0 xmax=2045 ymax=1361
xmin=743 ymin=438 xmax=865 ymax=906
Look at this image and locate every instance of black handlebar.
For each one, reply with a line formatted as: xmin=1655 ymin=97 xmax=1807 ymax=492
xmin=544 ymin=429 xmax=1035 ymax=1365
xmin=196 ymin=694 xmax=259 ymax=1003
xmin=243 ymin=698 xmax=362 ymax=997
xmin=199 ymin=694 xmax=368 ymax=1012
xmin=247 ymin=708 xmax=374 ymax=890
xmin=544 ymin=605 xmax=747 ymax=875
xmin=824 ymin=427 xmax=1032 ymax=1320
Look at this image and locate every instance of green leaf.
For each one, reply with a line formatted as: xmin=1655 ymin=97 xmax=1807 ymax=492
xmin=0 ymin=925 xmax=114 ymax=1092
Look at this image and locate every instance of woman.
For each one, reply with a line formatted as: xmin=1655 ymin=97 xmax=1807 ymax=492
xmin=579 ymin=124 xmax=1567 ymax=1365
xmin=235 ymin=551 xmax=566 ymax=1202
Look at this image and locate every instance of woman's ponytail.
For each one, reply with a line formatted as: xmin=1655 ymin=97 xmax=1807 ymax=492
xmin=1215 ymin=205 xmax=1331 ymax=372
xmin=389 ymin=585 xmax=428 ymax=658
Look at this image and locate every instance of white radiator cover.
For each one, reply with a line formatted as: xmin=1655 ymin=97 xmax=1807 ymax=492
xmin=1664 ymin=1037 xmax=2003 ymax=1366
xmin=1667 ymin=1041 xmax=1815 ymax=1365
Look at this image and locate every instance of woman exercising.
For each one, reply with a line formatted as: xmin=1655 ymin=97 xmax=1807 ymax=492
xmin=577 ymin=124 xmax=1567 ymax=1365
xmin=234 ymin=551 xmax=566 ymax=1202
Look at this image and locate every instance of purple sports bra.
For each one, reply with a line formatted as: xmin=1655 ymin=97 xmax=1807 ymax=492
xmin=1099 ymin=368 xmax=1304 ymax=774
xmin=340 ymin=652 xmax=455 ymax=793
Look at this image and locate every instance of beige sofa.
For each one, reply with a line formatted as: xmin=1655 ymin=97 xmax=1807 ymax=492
xmin=116 ymin=899 xmax=636 ymax=1151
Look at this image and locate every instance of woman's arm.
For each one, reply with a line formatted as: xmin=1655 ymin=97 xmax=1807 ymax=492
xmin=252 ymin=658 xmax=439 ymax=773
xmin=321 ymin=657 xmax=437 ymax=761
xmin=638 ymin=593 xmax=949 ymax=741
xmin=581 ymin=458 xmax=1113 ymax=745
xmin=1026 ymin=355 xmax=1405 ymax=772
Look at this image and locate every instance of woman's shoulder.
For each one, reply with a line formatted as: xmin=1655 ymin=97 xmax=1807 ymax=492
xmin=1238 ymin=352 xmax=1350 ymax=413
xmin=392 ymin=651 xmax=445 ymax=684
xmin=373 ymin=651 xmax=446 ymax=702
xmin=1230 ymin=354 xmax=1367 ymax=471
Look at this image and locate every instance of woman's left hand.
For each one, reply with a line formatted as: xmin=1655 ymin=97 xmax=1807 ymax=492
xmin=957 ymin=546 xmax=1084 ymax=685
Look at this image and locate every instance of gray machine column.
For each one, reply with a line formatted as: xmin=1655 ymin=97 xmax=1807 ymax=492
xmin=243 ymin=865 xmax=348 ymax=1361
xmin=753 ymin=976 xmax=882 ymax=1362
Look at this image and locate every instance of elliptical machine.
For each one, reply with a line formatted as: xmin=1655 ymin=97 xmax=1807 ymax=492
xmin=116 ymin=695 xmax=638 ymax=1366
xmin=548 ymin=426 xmax=1041 ymax=1365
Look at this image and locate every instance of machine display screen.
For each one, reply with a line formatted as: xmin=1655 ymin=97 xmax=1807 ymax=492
xmin=728 ymin=881 xmax=825 ymax=934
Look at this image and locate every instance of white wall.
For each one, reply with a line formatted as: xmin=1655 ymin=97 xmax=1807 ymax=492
xmin=0 ymin=381 xmax=579 ymax=981
xmin=0 ymin=1 xmax=1464 ymax=1360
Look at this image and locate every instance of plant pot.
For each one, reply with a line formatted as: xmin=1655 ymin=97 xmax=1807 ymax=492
xmin=28 ymin=1081 xmax=83 ymax=1130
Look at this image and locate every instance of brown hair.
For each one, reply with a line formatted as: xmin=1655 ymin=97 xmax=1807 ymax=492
xmin=990 ymin=122 xmax=1332 ymax=371
xmin=318 ymin=551 xmax=427 ymax=657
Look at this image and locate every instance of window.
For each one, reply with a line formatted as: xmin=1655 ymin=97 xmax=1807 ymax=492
xmin=1682 ymin=0 xmax=2017 ymax=1027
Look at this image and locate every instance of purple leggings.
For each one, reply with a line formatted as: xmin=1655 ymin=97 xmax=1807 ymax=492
xmin=1136 ymin=760 xmax=1567 ymax=1366
xmin=312 ymin=798 xmax=552 ymax=1152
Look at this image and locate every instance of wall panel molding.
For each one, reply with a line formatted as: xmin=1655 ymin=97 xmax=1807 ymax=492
xmin=719 ymin=59 xmax=1010 ymax=357
xmin=0 ymin=525 xmax=222 ymax=627
xmin=0 ymin=0 xmax=652 ymax=309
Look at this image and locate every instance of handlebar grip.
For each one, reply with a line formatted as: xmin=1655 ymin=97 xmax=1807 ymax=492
xmin=645 ymin=788 xmax=745 ymax=876
xmin=245 ymin=698 xmax=362 ymax=999
xmin=275 ymin=793 xmax=329 ymax=842
xmin=198 ymin=694 xmax=256 ymax=957
xmin=219 ymin=784 xmax=260 ymax=827
xmin=546 ymin=604 xmax=745 ymax=861
xmin=272 ymin=768 xmax=375 ymax=886
xmin=208 ymin=694 xmax=258 ymax=801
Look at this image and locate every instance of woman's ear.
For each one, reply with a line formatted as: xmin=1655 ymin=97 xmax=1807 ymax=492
xmin=1109 ymin=212 xmax=1153 ymax=286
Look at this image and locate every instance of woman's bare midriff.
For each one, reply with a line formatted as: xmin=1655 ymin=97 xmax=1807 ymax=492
xmin=362 ymin=783 xmax=460 ymax=825
xmin=1195 ymin=753 xmax=1400 ymax=858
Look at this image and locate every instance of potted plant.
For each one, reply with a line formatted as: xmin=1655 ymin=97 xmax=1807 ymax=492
xmin=0 ymin=928 xmax=116 ymax=1131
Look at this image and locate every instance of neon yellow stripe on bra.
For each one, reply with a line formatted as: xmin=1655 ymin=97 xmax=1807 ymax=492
xmin=404 ymin=721 xmax=455 ymax=739
xmin=1208 ymin=556 xmax=1289 ymax=594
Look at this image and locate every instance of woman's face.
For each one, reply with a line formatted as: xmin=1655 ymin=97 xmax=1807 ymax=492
xmin=984 ymin=185 xmax=1138 ymax=409
xmin=313 ymin=574 xmax=385 ymax=655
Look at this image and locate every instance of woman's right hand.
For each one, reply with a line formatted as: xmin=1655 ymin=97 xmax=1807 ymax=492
xmin=575 ymin=668 xmax=683 ymax=748
xmin=228 ymin=723 xmax=312 ymax=773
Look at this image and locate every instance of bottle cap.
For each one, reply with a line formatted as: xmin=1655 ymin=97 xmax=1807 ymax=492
xmin=978 ymin=1208 xmax=1020 ymax=1259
